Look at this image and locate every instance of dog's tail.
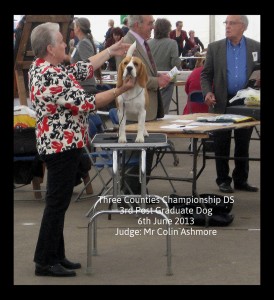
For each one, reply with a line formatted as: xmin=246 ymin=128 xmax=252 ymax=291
xmin=126 ymin=41 xmax=136 ymax=57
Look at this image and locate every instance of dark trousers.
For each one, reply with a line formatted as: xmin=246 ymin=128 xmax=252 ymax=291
xmin=34 ymin=148 xmax=83 ymax=266
xmin=213 ymin=127 xmax=253 ymax=186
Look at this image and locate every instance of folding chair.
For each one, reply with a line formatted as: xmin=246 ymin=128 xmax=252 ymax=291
xmin=188 ymin=90 xmax=206 ymax=113
xmin=186 ymin=90 xmax=209 ymax=152
xmin=75 ymin=113 xmax=139 ymax=201
xmin=14 ymin=155 xmax=46 ymax=200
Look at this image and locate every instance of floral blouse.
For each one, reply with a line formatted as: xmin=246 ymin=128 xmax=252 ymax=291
xmin=28 ymin=58 xmax=96 ymax=155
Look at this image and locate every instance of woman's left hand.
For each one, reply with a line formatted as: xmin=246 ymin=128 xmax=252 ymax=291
xmin=109 ymin=38 xmax=131 ymax=57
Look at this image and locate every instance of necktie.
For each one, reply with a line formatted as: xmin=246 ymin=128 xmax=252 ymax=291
xmin=144 ymin=40 xmax=157 ymax=73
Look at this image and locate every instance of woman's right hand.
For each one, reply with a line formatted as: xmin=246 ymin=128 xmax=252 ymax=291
xmin=118 ymin=77 xmax=135 ymax=94
xmin=109 ymin=38 xmax=131 ymax=57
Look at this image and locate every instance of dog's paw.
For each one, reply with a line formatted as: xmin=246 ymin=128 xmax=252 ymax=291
xmin=144 ymin=129 xmax=149 ymax=137
xmin=118 ymin=135 xmax=127 ymax=143
xmin=135 ymin=135 xmax=145 ymax=143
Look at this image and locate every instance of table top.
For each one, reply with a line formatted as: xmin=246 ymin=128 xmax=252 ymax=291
xmin=91 ymin=133 xmax=168 ymax=148
xmin=125 ymin=113 xmax=260 ymax=138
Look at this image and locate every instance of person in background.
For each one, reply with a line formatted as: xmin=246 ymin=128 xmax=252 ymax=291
xmin=148 ymin=18 xmax=182 ymax=114
xmin=29 ymin=22 xmax=134 ymax=277
xmin=183 ymin=53 xmax=208 ymax=114
xmin=116 ymin=15 xmax=170 ymax=194
xmin=169 ymin=21 xmax=189 ymax=56
xmin=14 ymin=15 xmax=26 ymax=60
xmin=201 ymin=15 xmax=260 ymax=193
xmin=184 ymin=30 xmax=204 ymax=55
xmin=121 ymin=17 xmax=129 ymax=35
xmin=104 ymin=19 xmax=114 ymax=45
xmin=184 ymin=30 xmax=205 ymax=69
xmin=105 ymin=27 xmax=124 ymax=71
xmin=71 ymin=17 xmax=101 ymax=94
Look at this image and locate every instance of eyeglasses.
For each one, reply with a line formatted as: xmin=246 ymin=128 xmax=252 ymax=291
xmin=223 ymin=21 xmax=243 ymax=26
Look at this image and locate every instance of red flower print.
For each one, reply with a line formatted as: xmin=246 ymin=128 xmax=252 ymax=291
xmin=46 ymin=104 xmax=57 ymax=114
xmin=41 ymin=66 xmax=50 ymax=74
xmin=64 ymin=131 xmax=74 ymax=144
xmin=36 ymin=58 xmax=45 ymax=66
xmin=71 ymin=106 xmax=79 ymax=116
xmin=52 ymin=141 xmax=63 ymax=153
xmin=37 ymin=124 xmax=42 ymax=138
xmin=50 ymin=86 xmax=63 ymax=94
xmin=81 ymin=101 xmax=94 ymax=111
xmin=54 ymin=67 xmax=62 ymax=73
xmin=42 ymin=117 xmax=49 ymax=132
xmin=80 ymin=126 xmax=86 ymax=137
xmin=87 ymin=65 xmax=94 ymax=79
xmin=77 ymin=140 xmax=84 ymax=148
xmin=31 ymin=92 xmax=35 ymax=101
xmin=68 ymin=74 xmax=82 ymax=88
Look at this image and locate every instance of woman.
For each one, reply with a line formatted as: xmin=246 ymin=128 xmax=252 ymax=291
xmin=29 ymin=22 xmax=134 ymax=277
xmin=148 ymin=18 xmax=182 ymax=115
xmin=183 ymin=55 xmax=208 ymax=114
xmin=169 ymin=21 xmax=188 ymax=56
xmin=183 ymin=30 xmax=205 ymax=70
xmin=184 ymin=30 xmax=204 ymax=55
xmin=105 ymin=27 xmax=124 ymax=71
xmin=70 ymin=17 xmax=100 ymax=94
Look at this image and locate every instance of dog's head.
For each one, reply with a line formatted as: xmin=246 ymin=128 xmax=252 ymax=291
xmin=117 ymin=56 xmax=148 ymax=88
xmin=117 ymin=42 xmax=148 ymax=89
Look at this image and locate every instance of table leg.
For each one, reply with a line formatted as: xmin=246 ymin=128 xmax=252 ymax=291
xmin=140 ymin=149 xmax=146 ymax=208
xmin=112 ymin=150 xmax=118 ymax=209
xmin=192 ymin=138 xmax=198 ymax=196
xmin=175 ymin=85 xmax=179 ymax=114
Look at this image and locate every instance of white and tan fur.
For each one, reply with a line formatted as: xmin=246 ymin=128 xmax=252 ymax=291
xmin=116 ymin=42 xmax=149 ymax=143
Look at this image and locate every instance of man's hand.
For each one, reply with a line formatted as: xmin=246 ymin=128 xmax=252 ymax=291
xmin=204 ymin=92 xmax=216 ymax=107
xmin=157 ymin=73 xmax=171 ymax=89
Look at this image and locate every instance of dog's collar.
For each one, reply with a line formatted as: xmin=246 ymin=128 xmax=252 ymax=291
xmin=121 ymin=88 xmax=144 ymax=102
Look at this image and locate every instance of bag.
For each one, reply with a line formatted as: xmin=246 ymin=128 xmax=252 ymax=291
xmin=14 ymin=155 xmax=44 ymax=185
xmin=14 ymin=105 xmax=36 ymax=128
xmin=14 ymin=161 xmax=34 ymax=184
xmin=14 ymin=127 xmax=37 ymax=155
xmin=168 ymin=194 xmax=234 ymax=226
xmin=156 ymin=88 xmax=165 ymax=119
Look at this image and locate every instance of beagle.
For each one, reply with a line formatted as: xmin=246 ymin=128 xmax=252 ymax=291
xmin=116 ymin=42 xmax=149 ymax=143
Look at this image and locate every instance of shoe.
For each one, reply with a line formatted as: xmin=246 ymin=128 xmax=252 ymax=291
xmin=218 ymin=183 xmax=234 ymax=193
xmin=35 ymin=263 xmax=76 ymax=277
xmin=234 ymin=183 xmax=258 ymax=192
xmin=60 ymin=258 xmax=81 ymax=269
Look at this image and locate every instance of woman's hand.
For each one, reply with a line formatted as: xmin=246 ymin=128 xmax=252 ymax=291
xmin=108 ymin=38 xmax=131 ymax=57
xmin=118 ymin=77 xmax=135 ymax=94
xmin=89 ymin=39 xmax=131 ymax=71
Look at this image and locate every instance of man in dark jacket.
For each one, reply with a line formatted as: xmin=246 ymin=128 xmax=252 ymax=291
xmin=201 ymin=15 xmax=260 ymax=193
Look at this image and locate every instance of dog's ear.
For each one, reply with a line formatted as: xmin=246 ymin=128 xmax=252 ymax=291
xmin=137 ymin=62 xmax=148 ymax=88
xmin=116 ymin=60 xmax=124 ymax=88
